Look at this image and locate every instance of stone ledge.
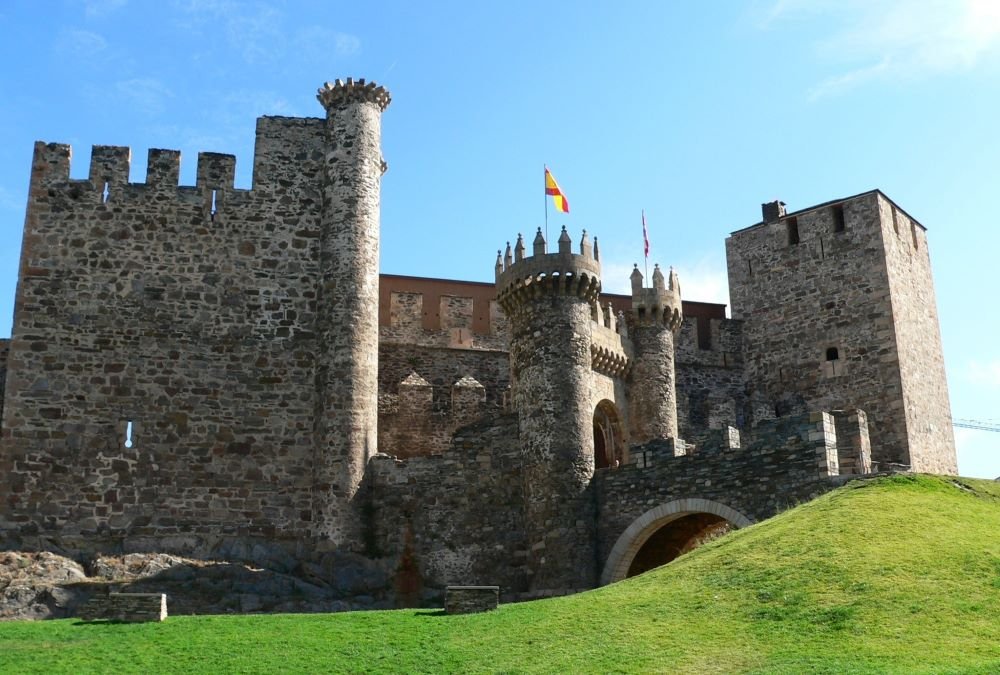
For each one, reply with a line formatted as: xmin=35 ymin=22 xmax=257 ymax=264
xmin=444 ymin=585 xmax=499 ymax=614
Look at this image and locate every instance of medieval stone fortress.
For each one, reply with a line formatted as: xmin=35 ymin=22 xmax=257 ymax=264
xmin=0 ymin=79 xmax=957 ymax=606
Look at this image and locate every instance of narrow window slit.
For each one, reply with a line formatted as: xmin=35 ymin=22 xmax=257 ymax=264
xmin=786 ymin=217 xmax=799 ymax=246
xmin=832 ymin=205 xmax=845 ymax=233
xmin=210 ymin=189 xmax=218 ymax=221
xmin=123 ymin=420 xmax=135 ymax=448
xmin=102 ymin=182 xmax=110 ymax=204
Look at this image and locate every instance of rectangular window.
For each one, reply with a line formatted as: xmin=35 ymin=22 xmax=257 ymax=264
xmin=832 ymin=205 xmax=845 ymax=233
xmin=786 ymin=217 xmax=800 ymax=246
xmin=697 ymin=317 xmax=712 ymax=350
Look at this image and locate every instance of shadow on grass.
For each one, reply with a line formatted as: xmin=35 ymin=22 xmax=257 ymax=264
xmin=72 ymin=619 xmax=134 ymax=626
xmin=413 ymin=609 xmax=447 ymax=617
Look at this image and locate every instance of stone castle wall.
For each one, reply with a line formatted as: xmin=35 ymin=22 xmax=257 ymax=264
xmin=0 ymin=117 xmax=331 ymax=550
xmin=674 ymin=317 xmax=746 ymax=439
xmin=369 ymin=415 xmax=528 ymax=603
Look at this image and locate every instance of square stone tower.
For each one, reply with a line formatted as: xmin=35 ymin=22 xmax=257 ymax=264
xmin=726 ymin=190 xmax=957 ymax=474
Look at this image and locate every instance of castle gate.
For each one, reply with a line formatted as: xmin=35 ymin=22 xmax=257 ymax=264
xmin=599 ymin=499 xmax=752 ymax=585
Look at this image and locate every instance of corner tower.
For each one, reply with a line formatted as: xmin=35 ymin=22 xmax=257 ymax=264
xmin=313 ymin=79 xmax=391 ymax=549
xmin=496 ymin=226 xmax=601 ymax=593
xmin=726 ymin=191 xmax=956 ymax=474
xmin=627 ymin=264 xmax=683 ymax=443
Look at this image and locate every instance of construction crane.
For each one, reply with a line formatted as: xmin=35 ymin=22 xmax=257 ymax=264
xmin=952 ymin=419 xmax=1000 ymax=433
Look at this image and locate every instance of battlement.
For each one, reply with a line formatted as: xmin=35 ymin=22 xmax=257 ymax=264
xmin=28 ymin=142 xmax=246 ymax=194
xmin=629 ymin=264 xmax=682 ymax=330
xmin=317 ymin=78 xmax=391 ymax=112
xmin=27 ymin=143 xmax=252 ymax=230
xmin=495 ymin=226 xmax=602 ymax=313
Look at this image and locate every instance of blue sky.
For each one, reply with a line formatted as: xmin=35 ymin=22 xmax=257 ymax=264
xmin=0 ymin=0 xmax=997 ymax=476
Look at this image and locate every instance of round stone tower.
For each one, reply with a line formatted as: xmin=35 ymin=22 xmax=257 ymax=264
xmin=313 ymin=78 xmax=390 ymax=551
xmin=628 ymin=263 xmax=683 ymax=443
xmin=495 ymin=226 xmax=601 ymax=593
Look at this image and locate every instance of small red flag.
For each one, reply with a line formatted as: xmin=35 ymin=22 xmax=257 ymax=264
xmin=642 ymin=210 xmax=650 ymax=258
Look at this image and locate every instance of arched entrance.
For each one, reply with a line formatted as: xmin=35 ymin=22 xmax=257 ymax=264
xmin=593 ymin=400 xmax=624 ymax=469
xmin=600 ymin=499 xmax=752 ymax=585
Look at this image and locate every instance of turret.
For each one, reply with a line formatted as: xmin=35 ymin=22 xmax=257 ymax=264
xmin=495 ymin=225 xmax=601 ymax=593
xmin=313 ymin=78 xmax=391 ymax=551
xmin=627 ymin=263 xmax=683 ymax=443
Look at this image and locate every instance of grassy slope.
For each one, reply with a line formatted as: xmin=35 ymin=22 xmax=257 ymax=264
xmin=2 ymin=475 xmax=999 ymax=674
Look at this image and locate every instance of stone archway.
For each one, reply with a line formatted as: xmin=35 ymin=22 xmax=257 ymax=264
xmin=593 ymin=400 xmax=624 ymax=469
xmin=600 ymin=499 xmax=752 ymax=585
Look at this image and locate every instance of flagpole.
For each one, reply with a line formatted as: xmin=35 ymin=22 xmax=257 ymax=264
xmin=543 ymin=165 xmax=549 ymax=246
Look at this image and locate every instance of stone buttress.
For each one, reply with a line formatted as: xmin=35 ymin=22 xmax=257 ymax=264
xmin=627 ymin=264 xmax=683 ymax=443
xmin=313 ymin=79 xmax=391 ymax=550
xmin=495 ymin=226 xmax=601 ymax=593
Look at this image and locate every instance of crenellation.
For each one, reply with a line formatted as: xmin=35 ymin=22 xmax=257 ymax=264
xmin=88 ymin=145 xmax=132 ymax=195
xmin=196 ymin=152 xmax=237 ymax=191
xmin=30 ymin=141 xmax=71 ymax=188
xmin=145 ymin=149 xmax=181 ymax=191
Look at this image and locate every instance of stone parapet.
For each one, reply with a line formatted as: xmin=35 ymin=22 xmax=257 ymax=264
xmin=495 ymin=227 xmax=601 ymax=313
xmin=317 ymin=78 xmax=391 ymax=112
xmin=78 ymin=592 xmax=167 ymax=622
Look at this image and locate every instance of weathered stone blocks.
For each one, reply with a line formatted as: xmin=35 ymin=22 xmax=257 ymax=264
xmin=78 ymin=593 xmax=167 ymax=622
xmin=444 ymin=586 xmax=499 ymax=614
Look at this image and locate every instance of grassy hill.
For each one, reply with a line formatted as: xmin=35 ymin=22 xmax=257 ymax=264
xmin=2 ymin=474 xmax=999 ymax=673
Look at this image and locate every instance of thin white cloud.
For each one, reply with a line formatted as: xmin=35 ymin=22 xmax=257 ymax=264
xmin=84 ymin=0 xmax=127 ymax=18
xmin=295 ymin=26 xmax=362 ymax=62
xmin=967 ymin=359 xmax=1000 ymax=388
xmin=807 ymin=58 xmax=891 ymax=101
xmin=173 ymin=2 xmax=361 ymax=65
xmin=598 ymin=254 xmax=730 ymax=310
xmin=226 ymin=4 xmax=285 ymax=65
xmin=54 ymin=28 xmax=108 ymax=59
xmin=762 ymin=0 xmax=1000 ymax=99
xmin=116 ymin=78 xmax=174 ymax=115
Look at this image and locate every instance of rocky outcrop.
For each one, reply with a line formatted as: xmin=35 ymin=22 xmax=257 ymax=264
xmin=0 ymin=550 xmax=394 ymax=620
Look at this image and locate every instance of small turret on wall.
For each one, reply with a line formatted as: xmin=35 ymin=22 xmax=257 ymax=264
xmin=627 ymin=263 xmax=684 ymax=446
xmin=495 ymin=225 xmax=601 ymax=594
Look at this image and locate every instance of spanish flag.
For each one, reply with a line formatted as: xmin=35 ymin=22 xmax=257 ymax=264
xmin=544 ymin=166 xmax=570 ymax=213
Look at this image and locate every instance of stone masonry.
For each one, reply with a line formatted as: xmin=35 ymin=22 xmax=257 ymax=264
xmin=0 ymin=79 xmax=958 ymax=613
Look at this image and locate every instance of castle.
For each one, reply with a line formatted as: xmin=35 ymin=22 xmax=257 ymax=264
xmin=0 ymin=79 xmax=957 ymax=606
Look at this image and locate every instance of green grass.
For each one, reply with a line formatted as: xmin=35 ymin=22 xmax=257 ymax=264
xmin=3 ymin=474 xmax=1000 ymax=673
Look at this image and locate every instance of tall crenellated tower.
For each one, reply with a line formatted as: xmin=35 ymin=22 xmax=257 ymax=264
xmin=313 ymin=78 xmax=391 ymax=550
xmin=726 ymin=191 xmax=957 ymax=474
xmin=627 ymin=264 xmax=683 ymax=444
xmin=495 ymin=226 xmax=602 ymax=593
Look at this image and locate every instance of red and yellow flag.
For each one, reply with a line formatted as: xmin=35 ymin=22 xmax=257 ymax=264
xmin=544 ymin=166 xmax=569 ymax=213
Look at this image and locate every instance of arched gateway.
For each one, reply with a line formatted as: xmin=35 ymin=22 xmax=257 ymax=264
xmin=600 ymin=499 xmax=753 ymax=585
